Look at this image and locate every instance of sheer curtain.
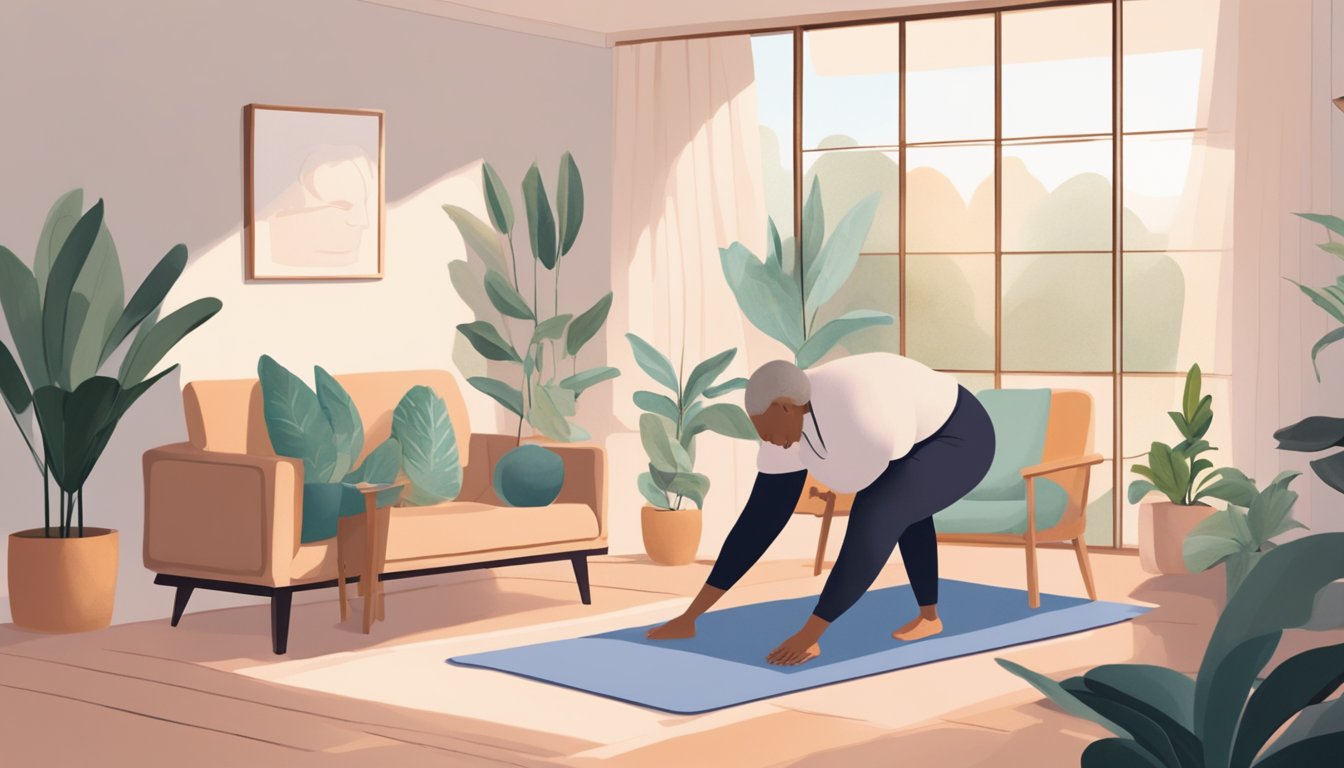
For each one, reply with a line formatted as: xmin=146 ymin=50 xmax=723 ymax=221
xmin=605 ymin=36 xmax=787 ymax=556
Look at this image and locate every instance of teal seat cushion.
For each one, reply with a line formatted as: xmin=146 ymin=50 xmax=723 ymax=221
xmin=935 ymin=478 xmax=1069 ymax=535
xmin=965 ymin=388 xmax=1052 ymax=501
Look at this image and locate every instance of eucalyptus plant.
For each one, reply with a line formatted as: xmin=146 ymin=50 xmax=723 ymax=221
xmin=626 ymin=334 xmax=757 ymax=511
xmin=719 ymin=178 xmax=894 ymax=369
xmin=444 ymin=154 xmax=617 ymax=443
xmin=1127 ymin=364 xmax=1255 ymax=508
xmin=1184 ymin=471 xmax=1308 ymax=599
xmin=0 ymin=190 xmax=222 ymax=538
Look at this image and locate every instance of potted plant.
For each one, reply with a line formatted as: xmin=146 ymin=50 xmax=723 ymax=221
xmin=0 ymin=190 xmax=222 ymax=632
xmin=443 ymin=154 xmax=618 ymax=506
xmin=626 ymin=334 xmax=756 ymax=565
xmin=1127 ymin=364 xmax=1255 ymax=575
xmin=1184 ymin=471 xmax=1307 ymax=600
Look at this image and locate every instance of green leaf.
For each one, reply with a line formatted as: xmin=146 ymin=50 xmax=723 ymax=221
xmin=639 ymin=413 xmax=692 ymax=473
xmin=43 ymin=199 xmax=103 ymax=388
xmin=1292 ymin=281 xmax=1344 ymax=325
xmin=766 ymin=217 xmax=784 ymax=272
xmin=558 ymin=366 xmax=619 ymax=397
xmin=667 ymin=472 xmax=710 ymax=508
xmin=66 ymin=221 xmax=124 ymax=386
xmin=299 ymin=482 xmax=364 ymax=543
xmin=99 ymin=243 xmax=188 ymax=367
xmin=637 ymin=472 xmax=671 ymax=509
xmin=258 ymin=355 xmax=337 ymax=482
xmin=1310 ymin=326 xmax=1344 ymax=381
xmin=625 ymin=333 xmax=679 ymax=393
xmin=528 ymin=382 xmax=577 ymax=441
xmin=566 ymin=292 xmax=612 ymax=356
xmin=704 ymin=377 xmax=748 ymax=398
xmin=684 ymin=403 xmax=758 ymax=441
xmin=1309 ymin=450 xmax=1344 ymax=495
xmin=457 ymin=321 xmax=521 ymax=362
xmin=1127 ymin=479 xmax=1159 ymax=504
xmin=801 ymin=175 xmax=824 ymax=279
xmin=0 ymin=341 xmax=32 ymax=414
xmin=1079 ymin=739 xmax=1164 ymax=768
xmin=1083 ymin=665 xmax=1196 ymax=732
xmin=0 ymin=246 xmax=48 ymax=390
xmin=392 ymin=385 xmax=462 ymax=505
xmin=1316 ymin=241 xmax=1344 ymax=259
xmin=1296 ymin=211 xmax=1344 ymax=237
xmin=1146 ymin=443 xmax=1191 ymax=502
xmin=343 ymin=438 xmax=402 ymax=489
xmin=1247 ymin=476 xmax=1300 ymax=547
xmin=1183 ymin=531 xmax=1245 ymax=574
xmin=443 ymin=204 xmax=508 ymax=276
xmin=1182 ymin=364 xmax=1202 ymax=421
xmin=797 ymin=310 xmax=894 ymax=368
xmin=1274 ymin=416 xmax=1344 ymax=452
xmin=1262 ymin=697 xmax=1344 ymax=762
xmin=633 ymin=390 xmax=680 ymax=422
xmin=117 ymin=306 xmax=158 ymax=383
xmin=1058 ymin=680 xmax=1184 ymax=768
xmin=804 ymin=192 xmax=880 ymax=313
xmin=556 ymin=152 xmax=584 ymax=257
xmin=1230 ymin=641 xmax=1344 ymax=768
xmin=719 ymin=242 xmax=804 ymax=352
xmin=1196 ymin=467 xmax=1258 ymax=506
xmin=468 ymin=376 xmax=523 ymax=418
xmin=481 ymin=161 xmax=515 ymax=235
xmin=522 ymin=163 xmax=559 ymax=269
xmin=31 ymin=376 xmax=122 ymax=492
xmin=34 ymin=189 xmax=84 ymax=298
xmin=1254 ymin=731 xmax=1344 ymax=768
xmin=532 ymin=313 xmax=572 ymax=346
xmin=315 ymin=366 xmax=363 ymax=482
xmin=119 ymin=297 xmax=222 ymax=387
xmin=683 ymin=348 xmax=736 ymax=406
xmin=483 ymin=270 xmax=534 ymax=320
xmin=996 ymin=658 xmax=1132 ymax=739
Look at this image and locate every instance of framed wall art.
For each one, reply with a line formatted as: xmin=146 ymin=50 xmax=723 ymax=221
xmin=244 ymin=104 xmax=385 ymax=280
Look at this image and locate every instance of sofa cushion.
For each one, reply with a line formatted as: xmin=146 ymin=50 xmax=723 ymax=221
xmin=965 ymin=388 xmax=1052 ymax=501
xmin=382 ymin=502 xmax=600 ymax=562
xmin=935 ymin=478 xmax=1069 ymax=535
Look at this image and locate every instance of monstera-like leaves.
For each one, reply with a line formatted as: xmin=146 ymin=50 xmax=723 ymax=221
xmin=392 ymin=385 xmax=462 ymax=505
xmin=259 ymin=355 xmax=339 ymax=482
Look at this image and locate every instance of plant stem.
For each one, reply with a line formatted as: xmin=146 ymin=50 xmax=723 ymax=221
xmin=507 ymin=234 xmax=521 ymax=293
xmin=43 ymin=461 xmax=50 ymax=538
xmin=58 ymin=491 xmax=66 ymax=539
xmin=78 ymin=488 xmax=84 ymax=537
xmin=4 ymin=401 xmax=43 ymax=474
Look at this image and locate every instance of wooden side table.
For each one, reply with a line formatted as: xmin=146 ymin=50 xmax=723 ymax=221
xmin=337 ymin=481 xmax=405 ymax=633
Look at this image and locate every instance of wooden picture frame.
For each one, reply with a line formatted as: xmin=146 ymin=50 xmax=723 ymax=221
xmin=244 ymin=104 xmax=385 ymax=280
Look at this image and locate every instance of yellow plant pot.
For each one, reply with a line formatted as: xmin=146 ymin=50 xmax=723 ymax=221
xmin=641 ymin=506 xmax=702 ymax=566
xmin=8 ymin=527 xmax=118 ymax=633
xmin=1138 ymin=501 xmax=1213 ymax=575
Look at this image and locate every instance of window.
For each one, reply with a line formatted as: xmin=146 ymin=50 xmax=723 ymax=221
xmin=751 ymin=0 xmax=1230 ymax=547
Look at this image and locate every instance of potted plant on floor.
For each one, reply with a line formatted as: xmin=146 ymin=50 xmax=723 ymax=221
xmin=1183 ymin=470 xmax=1307 ymax=601
xmin=627 ymin=334 xmax=757 ymax=565
xmin=443 ymin=154 xmax=618 ymax=506
xmin=0 ymin=190 xmax=222 ymax=632
xmin=1127 ymin=364 xmax=1255 ymax=575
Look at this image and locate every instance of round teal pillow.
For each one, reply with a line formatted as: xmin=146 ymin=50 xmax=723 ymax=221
xmin=493 ymin=444 xmax=566 ymax=507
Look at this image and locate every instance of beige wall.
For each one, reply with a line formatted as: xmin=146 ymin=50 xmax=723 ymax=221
xmin=0 ymin=0 xmax=613 ymax=624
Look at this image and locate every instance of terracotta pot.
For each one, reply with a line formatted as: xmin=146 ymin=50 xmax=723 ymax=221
xmin=641 ymin=506 xmax=702 ymax=566
xmin=7 ymin=527 xmax=118 ymax=633
xmin=1138 ymin=501 xmax=1214 ymax=575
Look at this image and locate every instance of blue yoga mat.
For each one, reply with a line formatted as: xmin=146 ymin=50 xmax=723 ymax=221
xmin=448 ymin=579 xmax=1148 ymax=714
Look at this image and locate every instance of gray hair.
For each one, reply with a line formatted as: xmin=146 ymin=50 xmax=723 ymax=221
xmin=744 ymin=360 xmax=811 ymax=416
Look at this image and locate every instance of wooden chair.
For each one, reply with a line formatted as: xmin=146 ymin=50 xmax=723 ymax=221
xmin=795 ymin=390 xmax=1103 ymax=609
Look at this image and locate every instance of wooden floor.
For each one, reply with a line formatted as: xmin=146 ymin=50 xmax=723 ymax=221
xmin=1 ymin=544 xmax=1324 ymax=767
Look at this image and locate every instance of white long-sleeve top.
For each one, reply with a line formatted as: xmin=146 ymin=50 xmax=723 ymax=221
xmin=756 ymin=353 xmax=960 ymax=493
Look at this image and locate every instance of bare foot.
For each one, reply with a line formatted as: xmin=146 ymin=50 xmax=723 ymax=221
xmin=646 ymin=614 xmax=696 ymax=640
xmin=767 ymin=632 xmax=822 ymax=666
xmin=892 ymin=616 xmax=943 ymax=641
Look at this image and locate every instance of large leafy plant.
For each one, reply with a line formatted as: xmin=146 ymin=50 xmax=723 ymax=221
xmin=1184 ymin=471 xmax=1309 ymax=598
xmin=444 ymin=154 xmax=617 ymax=443
xmin=1127 ymin=364 xmax=1253 ymax=507
xmin=999 ymin=532 xmax=1344 ymax=768
xmin=719 ymin=179 xmax=893 ymax=369
xmin=626 ymin=334 xmax=757 ymax=511
xmin=1274 ymin=213 xmax=1344 ymax=494
xmin=0 ymin=190 xmax=221 ymax=538
xmin=258 ymin=355 xmax=460 ymax=542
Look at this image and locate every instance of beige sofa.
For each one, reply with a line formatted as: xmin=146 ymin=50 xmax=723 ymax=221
xmin=143 ymin=369 xmax=607 ymax=653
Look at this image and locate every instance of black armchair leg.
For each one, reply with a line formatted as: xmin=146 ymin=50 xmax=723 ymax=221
xmin=571 ymin=555 xmax=592 ymax=605
xmin=170 ymin=586 xmax=195 ymax=627
xmin=271 ymin=589 xmax=293 ymax=654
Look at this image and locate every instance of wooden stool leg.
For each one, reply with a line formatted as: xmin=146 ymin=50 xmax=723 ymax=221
xmin=363 ymin=497 xmax=377 ymax=634
xmin=337 ymin=552 xmax=349 ymax=622
xmin=814 ymin=498 xmax=836 ymax=577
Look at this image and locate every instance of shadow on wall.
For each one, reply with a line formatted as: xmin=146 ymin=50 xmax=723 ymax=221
xmin=0 ymin=0 xmax=612 ymax=625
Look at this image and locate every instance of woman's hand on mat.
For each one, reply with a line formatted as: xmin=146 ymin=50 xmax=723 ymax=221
xmin=646 ymin=614 xmax=696 ymax=640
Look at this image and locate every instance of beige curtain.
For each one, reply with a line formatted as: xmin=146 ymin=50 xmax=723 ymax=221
xmin=1231 ymin=0 xmax=1344 ymax=534
xmin=604 ymin=37 xmax=790 ymax=556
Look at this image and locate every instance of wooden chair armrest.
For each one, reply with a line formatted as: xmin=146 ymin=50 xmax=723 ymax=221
xmin=1021 ymin=453 xmax=1104 ymax=479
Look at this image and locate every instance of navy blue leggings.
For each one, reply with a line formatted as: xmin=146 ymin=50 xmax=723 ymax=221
xmin=707 ymin=386 xmax=996 ymax=623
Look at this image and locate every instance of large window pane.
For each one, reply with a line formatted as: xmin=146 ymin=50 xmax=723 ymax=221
xmin=907 ymin=254 xmax=995 ymax=370
xmin=802 ymin=149 xmax=901 ymax=253
xmin=1124 ymin=0 xmax=1221 ymax=132
xmin=752 ymin=33 xmax=796 ymax=238
xmin=1003 ymin=139 xmax=1113 ymax=252
xmin=1002 ymin=4 xmax=1112 ymax=138
xmin=1124 ymin=132 xmax=1232 ymax=251
xmin=1001 ymin=374 xmax=1115 ymax=546
xmin=1121 ymin=374 xmax=1232 ymax=546
xmin=1003 ymin=253 xmax=1112 ymax=372
xmin=1123 ymin=251 xmax=1230 ymax=373
xmin=951 ymin=372 xmax=996 ymax=393
xmin=803 ymin=24 xmax=900 ymax=149
xmin=906 ymin=15 xmax=995 ymax=143
xmin=906 ymin=144 xmax=994 ymax=253
xmin=819 ymin=254 xmax=900 ymax=358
